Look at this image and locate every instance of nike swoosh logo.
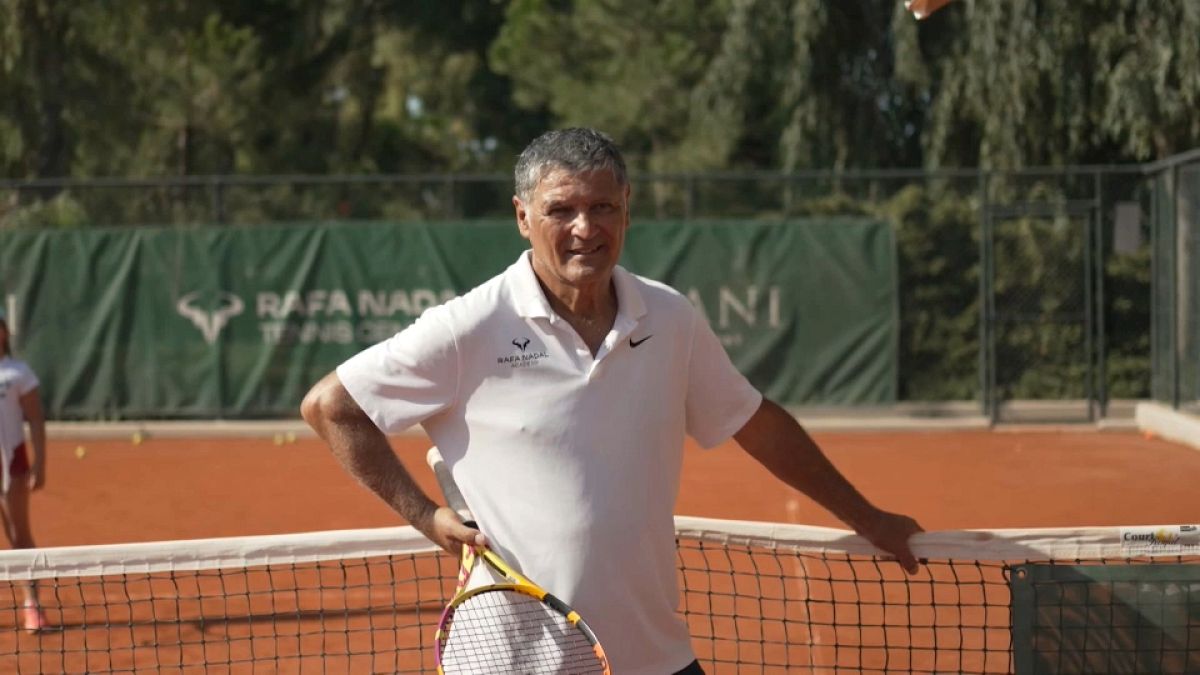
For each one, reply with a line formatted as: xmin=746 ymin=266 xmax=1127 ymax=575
xmin=630 ymin=335 xmax=653 ymax=348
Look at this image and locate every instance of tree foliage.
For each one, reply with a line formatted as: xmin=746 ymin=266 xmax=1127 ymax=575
xmin=0 ymin=0 xmax=525 ymax=180
xmin=2 ymin=0 xmax=1188 ymax=404
xmin=912 ymin=0 xmax=1200 ymax=167
xmin=3 ymin=0 xmax=1199 ymax=180
xmin=491 ymin=0 xmax=733 ymax=172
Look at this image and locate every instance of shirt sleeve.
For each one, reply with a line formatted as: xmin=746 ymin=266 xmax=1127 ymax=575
xmin=15 ymin=362 xmax=39 ymax=396
xmin=684 ymin=307 xmax=763 ymax=449
xmin=335 ymin=308 xmax=459 ymax=435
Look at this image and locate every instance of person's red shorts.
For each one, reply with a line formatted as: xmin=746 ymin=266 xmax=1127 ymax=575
xmin=9 ymin=443 xmax=29 ymax=477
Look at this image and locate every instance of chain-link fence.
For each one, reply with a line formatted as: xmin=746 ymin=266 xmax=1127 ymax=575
xmin=1149 ymin=149 xmax=1200 ymax=415
xmin=3 ymin=151 xmax=1195 ymax=420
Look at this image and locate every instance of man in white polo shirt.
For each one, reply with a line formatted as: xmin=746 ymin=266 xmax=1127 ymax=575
xmin=302 ymin=128 xmax=922 ymax=674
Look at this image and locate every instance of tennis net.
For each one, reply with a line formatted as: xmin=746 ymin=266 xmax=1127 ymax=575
xmin=0 ymin=518 xmax=1195 ymax=673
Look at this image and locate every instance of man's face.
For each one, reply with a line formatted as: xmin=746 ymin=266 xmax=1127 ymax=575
xmin=514 ymin=167 xmax=630 ymax=295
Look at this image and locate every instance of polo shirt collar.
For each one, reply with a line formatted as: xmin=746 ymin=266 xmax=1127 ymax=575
xmin=509 ymin=250 xmax=647 ymax=324
xmin=611 ymin=262 xmax=647 ymax=323
xmin=510 ymin=250 xmax=555 ymax=320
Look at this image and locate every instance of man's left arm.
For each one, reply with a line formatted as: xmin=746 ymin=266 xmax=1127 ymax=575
xmin=733 ymin=398 xmax=922 ymax=573
xmin=19 ymin=388 xmax=46 ymax=490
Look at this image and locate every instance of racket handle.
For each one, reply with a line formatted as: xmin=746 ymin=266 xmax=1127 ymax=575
xmin=425 ymin=447 xmax=477 ymax=526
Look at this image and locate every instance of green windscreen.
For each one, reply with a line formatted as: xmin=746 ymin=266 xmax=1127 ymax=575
xmin=0 ymin=218 xmax=897 ymax=418
xmin=1010 ymin=563 xmax=1200 ymax=674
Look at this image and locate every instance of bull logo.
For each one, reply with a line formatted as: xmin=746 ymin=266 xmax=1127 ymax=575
xmin=512 ymin=337 xmax=531 ymax=352
xmin=177 ymin=291 xmax=245 ymax=344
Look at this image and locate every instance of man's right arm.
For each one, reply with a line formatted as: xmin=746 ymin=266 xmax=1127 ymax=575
xmin=300 ymin=371 xmax=483 ymax=553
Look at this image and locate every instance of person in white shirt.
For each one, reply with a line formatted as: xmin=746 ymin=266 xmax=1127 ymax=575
xmin=0 ymin=308 xmax=47 ymax=632
xmin=302 ymin=128 xmax=922 ymax=674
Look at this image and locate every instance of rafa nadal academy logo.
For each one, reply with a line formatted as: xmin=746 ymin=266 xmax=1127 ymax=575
xmin=499 ymin=336 xmax=548 ymax=369
xmin=177 ymin=291 xmax=245 ymax=344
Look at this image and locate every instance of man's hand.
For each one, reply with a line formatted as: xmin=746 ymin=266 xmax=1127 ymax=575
xmin=855 ymin=509 xmax=924 ymax=575
xmin=420 ymin=506 xmax=489 ymax=556
xmin=734 ymin=399 xmax=925 ymax=574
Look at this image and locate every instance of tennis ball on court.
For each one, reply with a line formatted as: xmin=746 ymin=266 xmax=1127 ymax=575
xmin=74 ymin=446 xmax=86 ymax=459
xmin=273 ymin=433 xmax=284 ymax=446
xmin=285 ymin=431 xmax=296 ymax=444
xmin=131 ymin=432 xmax=144 ymax=445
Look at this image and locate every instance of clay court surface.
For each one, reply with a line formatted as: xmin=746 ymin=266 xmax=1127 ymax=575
xmin=4 ymin=427 xmax=1199 ymax=673
xmin=26 ymin=427 xmax=1200 ymax=546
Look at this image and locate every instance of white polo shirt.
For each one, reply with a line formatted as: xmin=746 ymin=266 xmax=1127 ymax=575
xmin=338 ymin=250 xmax=762 ymax=674
xmin=0 ymin=355 xmax=39 ymax=493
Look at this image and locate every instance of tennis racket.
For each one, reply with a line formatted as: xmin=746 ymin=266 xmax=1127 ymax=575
xmin=425 ymin=447 xmax=611 ymax=675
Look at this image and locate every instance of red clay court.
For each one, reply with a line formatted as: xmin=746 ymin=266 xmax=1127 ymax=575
xmin=1 ymin=426 xmax=1197 ymax=673
xmin=27 ymin=427 xmax=1200 ymax=546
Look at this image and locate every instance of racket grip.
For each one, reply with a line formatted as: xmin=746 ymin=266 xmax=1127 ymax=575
xmin=425 ymin=447 xmax=476 ymax=526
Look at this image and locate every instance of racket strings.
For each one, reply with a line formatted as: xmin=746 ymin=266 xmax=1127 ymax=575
xmin=441 ymin=590 xmax=606 ymax=674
